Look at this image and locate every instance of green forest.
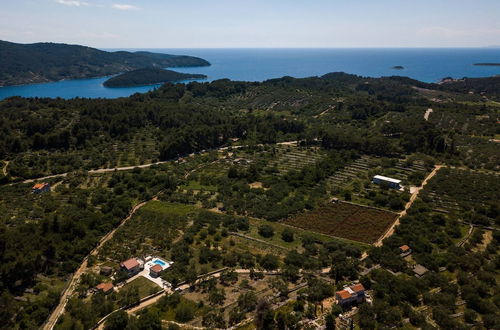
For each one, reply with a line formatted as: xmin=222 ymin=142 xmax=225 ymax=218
xmin=0 ymin=72 xmax=499 ymax=329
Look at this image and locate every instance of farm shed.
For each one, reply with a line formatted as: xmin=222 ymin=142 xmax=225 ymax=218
xmin=372 ymin=175 xmax=402 ymax=189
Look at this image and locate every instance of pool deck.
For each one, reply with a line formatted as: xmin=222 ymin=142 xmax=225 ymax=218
xmin=122 ymin=258 xmax=173 ymax=289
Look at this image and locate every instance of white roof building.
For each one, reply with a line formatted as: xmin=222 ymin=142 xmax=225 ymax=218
xmin=373 ymin=175 xmax=401 ymax=184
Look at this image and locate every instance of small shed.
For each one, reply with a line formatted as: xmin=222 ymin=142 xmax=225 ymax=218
xmin=96 ymin=282 xmax=114 ymax=294
xmin=100 ymin=266 xmax=113 ymax=276
xmin=372 ymin=175 xmax=402 ymax=190
xmin=32 ymin=183 xmax=51 ymax=194
xmin=413 ymin=264 xmax=429 ymax=278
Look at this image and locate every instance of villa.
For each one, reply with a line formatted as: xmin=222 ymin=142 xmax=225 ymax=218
xmin=336 ymin=283 xmax=366 ymax=308
xmin=120 ymin=257 xmax=142 ymax=276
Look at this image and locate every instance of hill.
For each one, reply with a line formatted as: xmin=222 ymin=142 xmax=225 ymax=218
xmin=103 ymin=68 xmax=206 ymax=87
xmin=0 ymin=40 xmax=210 ymax=86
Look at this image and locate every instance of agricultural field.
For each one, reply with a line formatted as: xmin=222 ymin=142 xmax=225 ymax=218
xmin=283 ymin=201 xmax=398 ymax=244
xmin=264 ymin=146 xmax=326 ymax=175
xmin=421 ymin=168 xmax=500 ymax=228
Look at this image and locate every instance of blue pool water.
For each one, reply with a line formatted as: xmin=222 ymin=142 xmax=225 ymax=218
xmin=153 ymin=259 xmax=166 ymax=266
xmin=1 ymin=48 xmax=499 ymax=100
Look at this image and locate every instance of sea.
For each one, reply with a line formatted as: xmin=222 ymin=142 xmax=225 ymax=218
xmin=1 ymin=48 xmax=499 ymax=100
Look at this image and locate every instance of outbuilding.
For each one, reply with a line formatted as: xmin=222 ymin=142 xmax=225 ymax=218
xmin=372 ymin=175 xmax=402 ymax=190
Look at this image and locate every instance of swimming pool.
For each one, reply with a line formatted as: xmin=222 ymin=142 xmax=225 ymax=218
xmin=153 ymin=259 xmax=166 ymax=266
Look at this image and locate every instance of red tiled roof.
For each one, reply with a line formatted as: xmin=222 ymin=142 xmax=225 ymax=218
xmin=121 ymin=258 xmax=139 ymax=270
xmin=96 ymin=282 xmax=113 ymax=292
xmin=400 ymin=245 xmax=410 ymax=252
xmin=33 ymin=183 xmax=48 ymax=189
xmin=336 ymin=290 xmax=351 ymax=300
xmin=150 ymin=264 xmax=162 ymax=273
xmin=351 ymin=284 xmax=365 ymax=292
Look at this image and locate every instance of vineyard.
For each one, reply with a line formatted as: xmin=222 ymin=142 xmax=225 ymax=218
xmin=282 ymin=201 xmax=398 ymax=244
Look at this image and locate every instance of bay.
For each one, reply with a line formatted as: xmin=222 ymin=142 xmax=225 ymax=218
xmin=1 ymin=48 xmax=499 ymax=100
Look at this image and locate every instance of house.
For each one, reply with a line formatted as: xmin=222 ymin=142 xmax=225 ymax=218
xmin=32 ymin=183 xmax=51 ymax=194
xmin=336 ymin=283 xmax=366 ymax=308
xmin=96 ymin=282 xmax=114 ymax=294
xmin=399 ymin=245 xmax=412 ymax=256
xmin=120 ymin=258 xmax=141 ymax=276
xmin=149 ymin=264 xmax=163 ymax=278
xmin=372 ymin=175 xmax=402 ymax=190
xmin=413 ymin=264 xmax=429 ymax=278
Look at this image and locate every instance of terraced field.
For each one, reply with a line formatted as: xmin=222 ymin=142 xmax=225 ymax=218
xmin=282 ymin=201 xmax=398 ymax=244
xmin=266 ymin=146 xmax=326 ymax=175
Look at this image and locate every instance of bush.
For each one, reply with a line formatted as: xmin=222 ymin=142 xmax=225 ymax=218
xmin=281 ymin=228 xmax=294 ymax=242
xmin=175 ymin=301 xmax=195 ymax=322
xmin=258 ymin=224 xmax=274 ymax=238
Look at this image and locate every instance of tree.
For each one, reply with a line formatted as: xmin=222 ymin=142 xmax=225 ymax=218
xmin=202 ymin=309 xmax=226 ymax=328
xmin=208 ymin=288 xmax=226 ymax=306
xmin=175 ymin=301 xmax=195 ymax=322
xmin=258 ymin=224 xmax=274 ymax=238
xmin=137 ymin=310 xmax=161 ymax=330
xmin=325 ymin=313 xmax=336 ymax=330
xmin=255 ymin=299 xmax=275 ymax=330
xmin=238 ymin=291 xmax=258 ymax=312
xmin=260 ymin=254 xmax=279 ymax=271
xmin=281 ymin=228 xmax=294 ymax=242
xmin=104 ymin=310 xmax=129 ymax=330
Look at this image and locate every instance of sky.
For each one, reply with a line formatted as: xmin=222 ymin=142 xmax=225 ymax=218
xmin=1 ymin=0 xmax=500 ymax=48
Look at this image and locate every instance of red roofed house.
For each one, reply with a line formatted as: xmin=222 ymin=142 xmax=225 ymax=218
xmin=336 ymin=283 xmax=365 ymax=308
xmin=399 ymin=245 xmax=412 ymax=256
xmin=120 ymin=258 xmax=141 ymax=276
xmin=32 ymin=183 xmax=51 ymax=194
xmin=150 ymin=264 xmax=163 ymax=278
xmin=96 ymin=282 xmax=114 ymax=295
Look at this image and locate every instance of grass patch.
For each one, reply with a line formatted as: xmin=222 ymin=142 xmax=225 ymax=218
xmin=180 ymin=180 xmax=217 ymax=192
xmin=122 ymin=276 xmax=161 ymax=299
xmin=141 ymin=200 xmax=198 ymax=217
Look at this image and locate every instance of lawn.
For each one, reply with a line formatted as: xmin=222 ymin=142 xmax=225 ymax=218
xmin=283 ymin=202 xmax=398 ymax=244
xmin=122 ymin=276 xmax=161 ymax=299
xmin=246 ymin=218 xmax=336 ymax=249
xmin=140 ymin=200 xmax=199 ymax=217
xmin=180 ymin=180 xmax=217 ymax=192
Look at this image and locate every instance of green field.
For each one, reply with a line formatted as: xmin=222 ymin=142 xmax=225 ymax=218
xmin=122 ymin=276 xmax=161 ymax=299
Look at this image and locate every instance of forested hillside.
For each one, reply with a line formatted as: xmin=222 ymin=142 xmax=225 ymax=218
xmin=0 ymin=72 xmax=499 ymax=329
xmin=0 ymin=40 xmax=210 ymax=86
xmin=103 ymin=68 xmax=207 ymax=87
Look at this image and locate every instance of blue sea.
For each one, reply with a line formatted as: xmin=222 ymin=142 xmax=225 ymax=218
xmin=1 ymin=48 xmax=499 ymax=100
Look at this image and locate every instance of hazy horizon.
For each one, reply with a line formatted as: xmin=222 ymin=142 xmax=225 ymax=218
xmin=1 ymin=0 xmax=500 ymax=48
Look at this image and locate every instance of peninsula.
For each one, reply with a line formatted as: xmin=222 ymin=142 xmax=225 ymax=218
xmin=473 ymin=63 xmax=500 ymax=66
xmin=103 ymin=68 xmax=207 ymax=87
xmin=0 ymin=40 xmax=210 ymax=86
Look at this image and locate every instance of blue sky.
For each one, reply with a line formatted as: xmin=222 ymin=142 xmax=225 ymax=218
xmin=1 ymin=0 xmax=500 ymax=48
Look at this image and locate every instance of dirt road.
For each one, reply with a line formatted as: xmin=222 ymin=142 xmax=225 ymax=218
xmin=374 ymin=165 xmax=443 ymax=247
xmin=42 ymin=199 xmax=151 ymax=330
xmin=2 ymin=160 xmax=8 ymax=176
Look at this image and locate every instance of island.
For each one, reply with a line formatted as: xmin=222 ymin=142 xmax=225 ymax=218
xmin=0 ymin=40 xmax=210 ymax=86
xmin=103 ymin=68 xmax=207 ymax=87
xmin=473 ymin=63 xmax=500 ymax=66
xmin=392 ymin=65 xmax=405 ymax=70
